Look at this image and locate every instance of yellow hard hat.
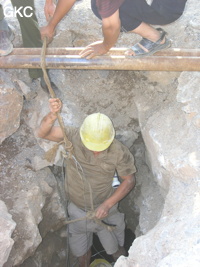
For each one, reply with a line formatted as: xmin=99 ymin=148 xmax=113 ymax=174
xmin=90 ymin=258 xmax=112 ymax=267
xmin=80 ymin=113 xmax=115 ymax=152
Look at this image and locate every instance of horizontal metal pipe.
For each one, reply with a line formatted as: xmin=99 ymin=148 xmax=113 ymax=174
xmin=0 ymin=49 xmax=200 ymax=71
xmin=8 ymin=47 xmax=200 ymax=57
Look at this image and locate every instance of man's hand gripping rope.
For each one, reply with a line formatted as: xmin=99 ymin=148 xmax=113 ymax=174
xmin=40 ymin=37 xmax=73 ymax=161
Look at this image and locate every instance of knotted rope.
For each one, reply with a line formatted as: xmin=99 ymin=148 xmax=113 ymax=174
xmin=62 ymin=210 xmax=117 ymax=231
xmin=40 ymin=37 xmax=73 ymax=161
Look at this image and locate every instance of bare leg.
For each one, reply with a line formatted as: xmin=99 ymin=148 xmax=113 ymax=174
xmin=78 ymin=248 xmax=92 ymax=267
xmin=125 ymin=22 xmax=165 ymax=56
xmin=112 ymin=246 xmax=127 ymax=262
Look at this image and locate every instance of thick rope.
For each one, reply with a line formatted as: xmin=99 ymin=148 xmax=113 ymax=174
xmin=40 ymin=37 xmax=73 ymax=159
xmin=40 ymin=39 xmax=95 ymax=213
xmin=40 ymin=39 xmax=113 ymax=232
xmin=62 ymin=210 xmax=117 ymax=232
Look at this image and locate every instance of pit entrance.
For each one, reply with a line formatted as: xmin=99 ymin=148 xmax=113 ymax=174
xmin=16 ymin=130 xmax=160 ymax=267
xmin=1 ymin=66 xmax=166 ymax=267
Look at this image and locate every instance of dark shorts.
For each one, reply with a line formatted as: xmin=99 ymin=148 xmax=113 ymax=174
xmin=91 ymin=0 xmax=187 ymax=32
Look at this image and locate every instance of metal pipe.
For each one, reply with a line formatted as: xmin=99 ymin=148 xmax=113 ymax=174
xmin=0 ymin=48 xmax=200 ymax=71
xmin=8 ymin=47 xmax=200 ymax=57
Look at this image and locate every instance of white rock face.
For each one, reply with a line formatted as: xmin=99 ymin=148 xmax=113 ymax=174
xmin=0 ymin=71 xmax=23 ymax=144
xmin=0 ymin=106 xmax=68 ymax=267
xmin=0 ymin=0 xmax=200 ymax=266
xmin=0 ymin=200 xmax=16 ymax=267
xmin=115 ymin=71 xmax=200 ymax=266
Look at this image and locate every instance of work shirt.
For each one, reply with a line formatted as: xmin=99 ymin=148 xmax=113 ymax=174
xmin=64 ymin=127 xmax=136 ymax=211
xmin=93 ymin=0 xmax=187 ymax=18
xmin=93 ymin=0 xmax=125 ymax=18
xmin=91 ymin=0 xmax=187 ymax=32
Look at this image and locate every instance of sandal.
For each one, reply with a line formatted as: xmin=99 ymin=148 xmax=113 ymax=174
xmin=125 ymin=28 xmax=171 ymax=58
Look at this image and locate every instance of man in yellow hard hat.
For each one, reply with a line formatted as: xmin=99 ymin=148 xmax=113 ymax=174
xmin=37 ymin=98 xmax=136 ymax=267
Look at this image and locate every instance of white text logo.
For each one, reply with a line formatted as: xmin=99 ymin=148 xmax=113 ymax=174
xmin=4 ymin=6 xmax=33 ymax=18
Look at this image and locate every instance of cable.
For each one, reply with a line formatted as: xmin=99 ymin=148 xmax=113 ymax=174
xmin=61 ymin=157 xmax=71 ymax=267
xmin=91 ymin=249 xmax=106 ymax=258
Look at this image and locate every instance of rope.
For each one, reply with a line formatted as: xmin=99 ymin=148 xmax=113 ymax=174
xmin=63 ymin=153 xmax=94 ymax=211
xmin=62 ymin=210 xmax=117 ymax=232
xmin=40 ymin=39 xmax=114 ymax=233
xmin=40 ymin=37 xmax=73 ymax=159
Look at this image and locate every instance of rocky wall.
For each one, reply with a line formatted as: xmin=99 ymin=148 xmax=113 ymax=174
xmin=0 ymin=112 xmax=68 ymax=266
xmin=0 ymin=0 xmax=200 ymax=266
xmin=115 ymin=71 xmax=200 ymax=267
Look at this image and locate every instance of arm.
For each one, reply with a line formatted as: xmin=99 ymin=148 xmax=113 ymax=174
xmin=40 ymin=0 xmax=76 ymax=39
xmin=95 ymin=174 xmax=136 ymax=219
xmin=44 ymin=0 xmax=56 ymax=21
xmin=80 ymin=9 xmax=121 ymax=59
xmin=36 ymin=98 xmax=64 ymax=142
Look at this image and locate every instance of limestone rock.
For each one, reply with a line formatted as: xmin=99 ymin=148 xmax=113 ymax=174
xmin=177 ymin=72 xmax=200 ymax=131
xmin=2 ymin=166 xmax=67 ymax=267
xmin=0 ymin=117 xmax=67 ymax=266
xmin=0 ymin=71 xmax=23 ymax=144
xmin=0 ymin=0 xmax=200 ymax=266
xmin=0 ymin=200 xmax=16 ymax=267
xmin=115 ymin=71 xmax=200 ymax=267
xmin=19 ymin=227 xmax=68 ymax=267
xmin=14 ymin=79 xmax=37 ymax=100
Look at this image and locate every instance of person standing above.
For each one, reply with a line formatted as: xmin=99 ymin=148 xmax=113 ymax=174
xmin=40 ymin=0 xmax=187 ymax=59
xmin=37 ymin=98 xmax=136 ymax=266
xmin=0 ymin=0 xmax=57 ymax=92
